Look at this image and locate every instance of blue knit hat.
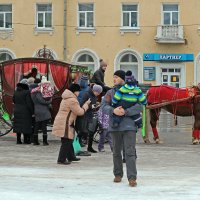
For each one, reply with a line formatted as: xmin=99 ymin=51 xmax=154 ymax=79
xmin=125 ymin=71 xmax=134 ymax=82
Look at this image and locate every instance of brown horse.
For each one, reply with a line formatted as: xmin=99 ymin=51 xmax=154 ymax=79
xmin=146 ymin=85 xmax=200 ymax=144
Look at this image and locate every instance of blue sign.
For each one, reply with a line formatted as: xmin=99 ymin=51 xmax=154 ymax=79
xmin=144 ymin=67 xmax=155 ymax=81
xmin=143 ymin=53 xmax=194 ymax=62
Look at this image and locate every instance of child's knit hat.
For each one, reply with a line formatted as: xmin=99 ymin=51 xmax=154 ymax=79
xmin=125 ymin=71 xmax=135 ymax=83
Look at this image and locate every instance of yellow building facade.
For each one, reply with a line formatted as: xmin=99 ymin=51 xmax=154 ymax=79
xmin=1 ymin=0 xmax=200 ymax=87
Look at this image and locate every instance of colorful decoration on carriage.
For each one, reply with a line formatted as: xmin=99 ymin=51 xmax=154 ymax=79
xmin=70 ymin=65 xmax=92 ymax=82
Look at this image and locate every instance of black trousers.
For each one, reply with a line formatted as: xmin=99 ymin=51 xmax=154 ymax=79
xmin=34 ymin=120 xmax=48 ymax=136
xmin=57 ymin=138 xmax=75 ymax=162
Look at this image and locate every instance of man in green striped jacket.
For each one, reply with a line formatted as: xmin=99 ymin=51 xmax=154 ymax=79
xmin=111 ymin=71 xmax=147 ymax=128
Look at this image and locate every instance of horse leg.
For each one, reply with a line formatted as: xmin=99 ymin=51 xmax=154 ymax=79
xmin=193 ymin=112 xmax=200 ymax=145
xmin=143 ymin=109 xmax=151 ymax=144
xmin=150 ymin=109 xmax=162 ymax=144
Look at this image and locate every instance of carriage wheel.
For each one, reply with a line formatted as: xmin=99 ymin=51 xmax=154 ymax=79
xmin=0 ymin=115 xmax=13 ymax=137
xmin=93 ymin=129 xmax=100 ymax=143
xmin=93 ymin=127 xmax=108 ymax=144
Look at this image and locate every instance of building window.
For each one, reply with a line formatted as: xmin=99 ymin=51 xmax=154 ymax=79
xmin=78 ymin=4 xmax=94 ymax=28
xmin=122 ymin=4 xmax=138 ymax=27
xmin=36 ymin=4 xmax=52 ymax=29
xmin=0 ymin=51 xmax=13 ymax=62
xmin=0 ymin=4 xmax=12 ymax=29
xmin=162 ymin=4 xmax=179 ymax=25
xmin=77 ymin=54 xmax=95 ymax=73
xmin=120 ymin=54 xmax=138 ymax=79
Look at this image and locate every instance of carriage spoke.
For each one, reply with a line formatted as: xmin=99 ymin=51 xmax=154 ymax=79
xmin=0 ymin=117 xmax=13 ymax=137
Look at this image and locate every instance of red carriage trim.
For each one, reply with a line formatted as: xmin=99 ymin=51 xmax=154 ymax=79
xmin=147 ymin=85 xmax=195 ymax=105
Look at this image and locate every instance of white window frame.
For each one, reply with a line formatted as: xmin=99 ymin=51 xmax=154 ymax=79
xmin=36 ymin=3 xmax=52 ymax=29
xmin=77 ymin=54 xmax=95 ymax=73
xmin=120 ymin=4 xmax=140 ymax=34
xmin=78 ymin=3 xmax=94 ymax=28
xmin=162 ymin=4 xmax=179 ymax=25
xmin=72 ymin=48 xmax=99 ymax=71
xmin=0 ymin=48 xmax=16 ymax=62
xmin=114 ymin=49 xmax=143 ymax=82
xmin=76 ymin=3 xmax=96 ymax=34
xmin=121 ymin=4 xmax=138 ymax=28
xmin=0 ymin=4 xmax=12 ymax=29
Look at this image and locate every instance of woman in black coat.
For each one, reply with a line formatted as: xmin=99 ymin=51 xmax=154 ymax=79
xmin=13 ymin=79 xmax=34 ymax=144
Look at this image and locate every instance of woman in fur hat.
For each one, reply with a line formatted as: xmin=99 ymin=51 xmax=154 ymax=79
xmin=31 ymin=76 xmax=54 ymax=145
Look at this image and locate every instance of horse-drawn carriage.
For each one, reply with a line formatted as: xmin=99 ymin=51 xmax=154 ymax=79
xmin=0 ymin=57 xmax=89 ymax=137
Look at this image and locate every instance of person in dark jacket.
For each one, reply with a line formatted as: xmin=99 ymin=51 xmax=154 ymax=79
xmin=76 ymin=75 xmax=90 ymax=146
xmin=90 ymin=59 xmax=110 ymax=93
xmin=13 ymin=79 xmax=34 ymax=144
xmin=24 ymin=67 xmax=38 ymax=79
xmin=79 ymin=84 xmax=103 ymax=153
xmin=77 ymin=75 xmax=90 ymax=103
xmin=27 ymin=78 xmax=41 ymax=143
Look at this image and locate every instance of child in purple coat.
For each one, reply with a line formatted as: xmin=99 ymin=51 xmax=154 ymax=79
xmin=97 ymin=97 xmax=113 ymax=152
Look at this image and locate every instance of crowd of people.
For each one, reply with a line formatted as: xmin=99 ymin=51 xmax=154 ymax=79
xmin=13 ymin=59 xmax=146 ymax=187
xmin=13 ymin=74 xmax=54 ymax=145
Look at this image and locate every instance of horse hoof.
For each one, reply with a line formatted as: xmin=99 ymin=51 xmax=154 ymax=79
xmin=155 ymin=138 xmax=163 ymax=144
xmin=192 ymin=139 xmax=199 ymax=145
xmin=144 ymin=138 xmax=151 ymax=144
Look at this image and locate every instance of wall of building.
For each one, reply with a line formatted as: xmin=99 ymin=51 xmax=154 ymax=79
xmin=0 ymin=0 xmax=64 ymax=59
xmin=1 ymin=0 xmax=200 ymax=87
xmin=67 ymin=0 xmax=200 ymax=86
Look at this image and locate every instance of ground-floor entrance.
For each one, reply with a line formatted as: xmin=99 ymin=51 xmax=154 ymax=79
xmin=156 ymin=63 xmax=185 ymax=88
xmin=161 ymin=68 xmax=181 ymax=88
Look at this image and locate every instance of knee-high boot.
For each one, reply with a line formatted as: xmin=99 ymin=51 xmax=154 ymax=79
xmin=33 ymin=134 xmax=40 ymax=145
xmin=16 ymin=133 xmax=22 ymax=144
xmin=87 ymin=133 xmax=97 ymax=153
xmin=24 ymin=134 xmax=31 ymax=144
xmin=43 ymin=134 xmax=49 ymax=146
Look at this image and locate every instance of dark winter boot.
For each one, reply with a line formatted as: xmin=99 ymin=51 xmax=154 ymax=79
xmin=87 ymin=134 xmax=97 ymax=153
xmin=24 ymin=134 xmax=31 ymax=144
xmin=16 ymin=133 xmax=22 ymax=144
xmin=33 ymin=134 xmax=40 ymax=145
xmin=43 ymin=135 xmax=49 ymax=146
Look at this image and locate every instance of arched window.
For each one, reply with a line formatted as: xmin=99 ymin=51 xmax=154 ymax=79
xmin=77 ymin=54 xmax=95 ymax=73
xmin=72 ymin=49 xmax=99 ymax=73
xmin=120 ymin=53 xmax=138 ymax=79
xmin=0 ymin=49 xmax=15 ymax=62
